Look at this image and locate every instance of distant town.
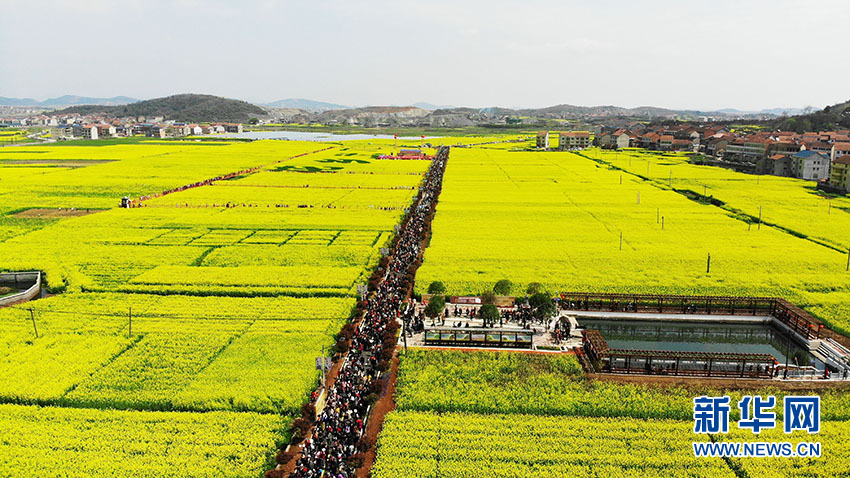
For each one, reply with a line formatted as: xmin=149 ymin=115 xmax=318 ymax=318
xmin=539 ymin=124 xmax=850 ymax=193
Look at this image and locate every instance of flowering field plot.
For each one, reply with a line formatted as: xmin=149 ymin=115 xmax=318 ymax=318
xmin=0 ymin=333 xmax=133 ymax=402
xmin=718 ymin=422 xmax=850 ymax=477
xmin=172 ymin=322 xmax=335 ymax=414
xmin=0 ymin=140 xmax=325 ymax=209
xmin=0 ymin=138 xmax=431 ymax=475
xmin=202 ymin=243 xmax=380 ymax=268
xmin=375 ymin=349 xmax=850 ymax=477
xmin=65 ymin=331 xmax=241 ymax=410
xmin=0 ymin=129 xmax=28 ymax=143
xmin=146 ymin=184 xmax=416 ymax=209
xmin=373 ymin=412 xmax=731 ymax=478
xmin=0 ymin=211 xmax=54 ymax=243
xmin=394 ymin=350 xmax=850 ymax=421
xmin=595 ymin=148 xmax=850 ymax=251
xmin=130 ymin=264 xmax=363 ymax=288
xmin=415 ymin=147 xmax=850 ymax=333
xmin=0 ymin=404 xmax=284 ymax=478
xmin=0 ymin=291 xmax=352 ymax=413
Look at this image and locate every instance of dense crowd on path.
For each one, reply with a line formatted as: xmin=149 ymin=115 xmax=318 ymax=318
xmin=289 ymin=147 xmax=448 ymax=478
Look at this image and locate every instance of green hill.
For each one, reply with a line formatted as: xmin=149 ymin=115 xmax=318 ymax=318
xmin=775 ymin=99 xmax=850 ymax=132
xmin=53 ymin=94 xmax=266 ymax=123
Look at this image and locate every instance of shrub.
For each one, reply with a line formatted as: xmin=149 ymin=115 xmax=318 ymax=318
xmin=424 ymin=295 xmax=445 ymax=318
xmin=427 ymin=281 xmax=446 ymax=295
xmin=274 ymin=449 xmax=294 ymax=465
xmin=301 ymin=402 xmax=316 ymax=421
xmin=493 ymin=279 xmax=512 ymax=296
xmin=478 ymin=304 xmax=500 ymax=326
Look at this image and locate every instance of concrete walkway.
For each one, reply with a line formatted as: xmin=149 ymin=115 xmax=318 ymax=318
xmin=564 ymin=310 xmax=772 ymax=324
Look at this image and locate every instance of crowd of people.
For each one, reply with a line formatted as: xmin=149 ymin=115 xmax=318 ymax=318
xmin=289 ymin=147 xmax=448 ymax=478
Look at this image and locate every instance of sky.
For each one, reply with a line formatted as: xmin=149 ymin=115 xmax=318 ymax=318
xmin=1 ymin=0 xmax=848 ymax=111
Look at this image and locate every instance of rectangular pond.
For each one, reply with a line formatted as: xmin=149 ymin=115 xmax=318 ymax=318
xmin=578 ymin=318 xmax=825 ymax=371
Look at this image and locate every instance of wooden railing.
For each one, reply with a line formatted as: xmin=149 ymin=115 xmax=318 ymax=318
xmin=560 ymin=292 xmax=820 ymax=340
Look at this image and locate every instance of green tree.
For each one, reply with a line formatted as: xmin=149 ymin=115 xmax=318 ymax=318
xmin=493 ymin=279 xmax=512 ymax=296
xmin=528 ymin=292 xmax=557 ymax=322
xmin=427 ymin=281 xmax=446 ymax=295
xmin=480 ymin=290 xmax=496 ymax=305
xmin=526 ymin=282 xmax=542 ymax=296
xmin=424 ymin=295 xmax=446 ymax=320
xmin=478 ymin=304 xmax=500 ymax=328
xmin=248 ymin=117 xmax=259 ymax=125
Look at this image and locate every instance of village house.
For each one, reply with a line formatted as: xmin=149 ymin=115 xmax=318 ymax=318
xmin=639 ymin=132 xmax=661 ymax=149
xmin=95 ymin=124 xmax=116 ymax=138
xmin=72 ymin=124 xmax=98 ymax=140
xmin=558 ymin=131 xmax=591 ymax=150
xmin=833 ymin=142 xmax=850 ymax=160
xmin=536 ymin=131 xmax=550 ymax=149
xmin=725 ymin=138 xmax=769 ymax=163
xmin=829 ymin=156 xmax=850 ymax=193
xmin=705 ymin=137 xmax=729 ymax=158
xmin=211 ymin=123 xmax=243 ymax=134
xmin=672 ymin=138 xmax=696 ymax=152
xmin=165 ymin=124 xmax=191 ymax=137
xmin=49 ymin=125 xmax=70 ymax=140
xmin=768 ymin=140 xmax=801 ymax=157
xmin=757 ymin=154 xmax=793 ymax=177
xmin=791 ymin=150 xmax=830 ymax=181
xmin=558 ymin=131 xmax=590 ymax=151
xmin=805 ymin=141 xmax=833 ymax=159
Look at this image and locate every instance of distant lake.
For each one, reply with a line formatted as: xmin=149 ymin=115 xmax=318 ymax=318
xmin=219 ymin=130 xmax=439 ymax=142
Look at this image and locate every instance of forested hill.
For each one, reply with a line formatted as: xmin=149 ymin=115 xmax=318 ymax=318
xmin=52 ymin=94 xmax=267 ymax=122
xmin=774 ymin=99 xmax=850 ymax=132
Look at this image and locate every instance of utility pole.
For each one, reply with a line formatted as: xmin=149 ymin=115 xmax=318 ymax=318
xmin=706 ymin=253 xmax=711 ymax=274
xmin=657 ymin=208 xmax=660 ymax=224
xmin=637 ymin=191 xmax=640 ymax=204
xmin=619 ymin=231 xmax=623 ymax=251
xmin=784 ymin=340 xmax=790 ymax=379
xmin=669 ymin=170 xmax=672 ymax=187
xmin=620 ymin=174 xmax=622 ymax=185
xmin=846 ymin=249 xmax=850 ymax=272
xmin=28 ymin=308 xmax=38 ymax=338
xmin=320 ymin=345 xmax=326 ymax=387
xmin=758 ymin=206 xmax=762 ymax=230
xmin=662 ymin=216 xmax=665 ymax=230
xmin=402 ymin=318 xmax=408 ymax=353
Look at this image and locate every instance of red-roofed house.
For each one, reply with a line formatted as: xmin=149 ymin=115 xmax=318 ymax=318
xmin=758 ymin=154 xmax=793 ymax=177
xmin=639 ymin=133 xmax=661 ymax=149
xmin=833 ymin=142 xmax=850 ymax=160
xmin=725 ymin=138 xmax=770 ymax=163
xmin=805 ymin=141 xmax=833 ymax=158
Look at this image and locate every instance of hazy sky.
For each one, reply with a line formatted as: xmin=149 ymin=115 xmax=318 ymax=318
xmin=1 ymin=0 xmax=848 ymax=111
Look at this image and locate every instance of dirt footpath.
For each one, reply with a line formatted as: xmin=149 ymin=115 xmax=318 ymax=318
xmin=357 ymin=353 xmax=400 ymax=478
xmin=13 ymin=208 xmax=103 ymax=218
